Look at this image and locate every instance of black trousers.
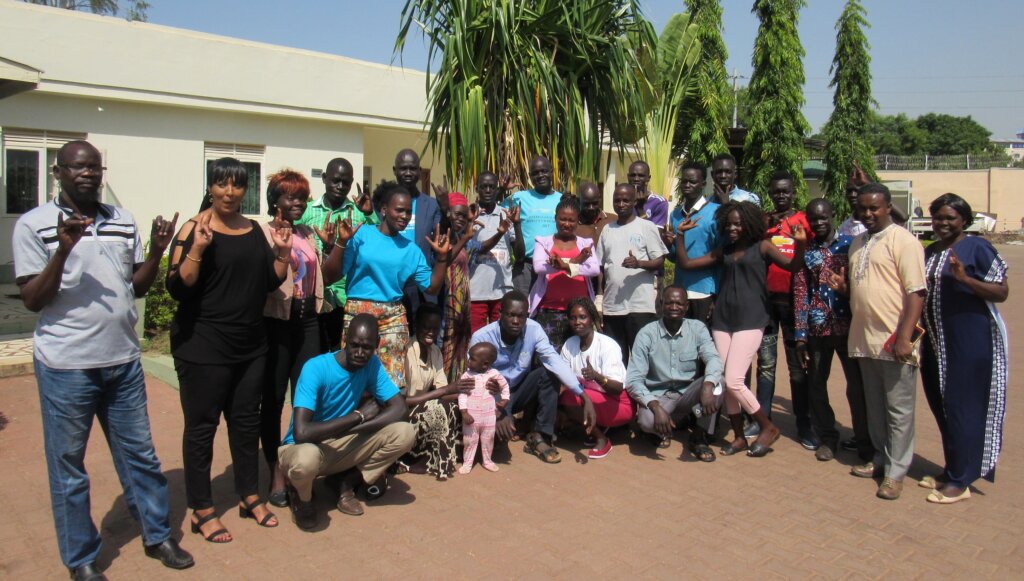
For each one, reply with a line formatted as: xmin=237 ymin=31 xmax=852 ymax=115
xmin=685 ymin=296 xmax=714 ymax=326
xmin=175 ymin=355 xmax=265 ymax=510
xmin=603 ymin=312 xmax=659 ymax=366
xmin=318 ymin=307 xmax=344 ymax=352
xmin=261 ymin=313 xmax=321 ymax=469
xmin=509 ymin=367 xmax=561 ymax=439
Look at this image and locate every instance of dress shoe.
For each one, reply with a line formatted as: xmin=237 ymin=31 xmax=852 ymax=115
xmin=144 ymin=538 xmax=194 ymax=570
xmin=876 ymin=477 xmax=903 ymax=500
xmin=69 ymin=563 xmax=107 ymax=581
xmin=288 ymin=486 xmax=318 ymax=531
xmin=850 ymin=461 xmax=882 ymax=478
xmin=815 ymin=446 xmax=835 ymax=462
xmin=840 ymin=438 xmax=859 ymax=451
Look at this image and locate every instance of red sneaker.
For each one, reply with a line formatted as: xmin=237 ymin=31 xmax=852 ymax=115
xmin=588 ymin=439 xmax=612 ymax=459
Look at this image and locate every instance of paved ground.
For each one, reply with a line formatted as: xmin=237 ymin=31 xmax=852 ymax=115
xmin=2 ymin=245 xmax=1024 ymax=579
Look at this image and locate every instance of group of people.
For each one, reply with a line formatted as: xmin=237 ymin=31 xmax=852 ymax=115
xmin=13 ymin=140 xmax=1009 ymax=580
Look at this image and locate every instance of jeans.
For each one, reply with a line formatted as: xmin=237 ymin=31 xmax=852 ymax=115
xmin=756 ymin=299 xmax=810 ymax=432
xmin=35 ymin=358 xmax=171 ymax=569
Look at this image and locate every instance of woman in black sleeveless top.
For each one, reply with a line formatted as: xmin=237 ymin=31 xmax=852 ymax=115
xmin=167 ymin=158 xmax=289 ymax=542
xmin=676 ymin=201 xmax=806 ymax=458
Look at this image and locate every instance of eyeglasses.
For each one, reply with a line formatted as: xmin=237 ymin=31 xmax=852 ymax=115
xmin=57 ymin=163 xmax=106 ymax=173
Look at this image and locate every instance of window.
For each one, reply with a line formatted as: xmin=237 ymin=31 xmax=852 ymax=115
xmin=204 ymin=142 xmax=265 ymax=216
xmin=2 ymin=129 xmax=84 ymax=214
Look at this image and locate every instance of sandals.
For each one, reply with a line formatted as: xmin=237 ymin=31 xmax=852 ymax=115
xmin=191 ymin=511 xmax=231 ymax=543
xmin=720 ymin=442 xmax=748 ymax=456
xmin=239 ymin=498 xmax=278 ymax=527
xmin=747 ymin=430 xmax=781 ymax=458
xmin=524 ymin=433 xmax=562 ymax=464
xmin=691 ymin=442 xmax=717 ymax=463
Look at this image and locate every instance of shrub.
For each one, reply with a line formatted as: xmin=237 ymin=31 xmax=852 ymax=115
xmin=143 ymin=256 xmax=176 ymax=332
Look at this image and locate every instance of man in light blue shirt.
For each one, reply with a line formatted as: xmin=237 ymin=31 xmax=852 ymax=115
xmin=710 ymin=153 xmax=761 ymax=206
xmin=469 ymin=290 xmax=596 ymax=463
xmin=505 ymin=156 xmax=562 ymax=295
xmin=626 ymin=286 xmax=724 ymax=459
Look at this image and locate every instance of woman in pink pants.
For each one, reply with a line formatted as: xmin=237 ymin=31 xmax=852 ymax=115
xmin=676 ymin=201 xmax=806 ymax=457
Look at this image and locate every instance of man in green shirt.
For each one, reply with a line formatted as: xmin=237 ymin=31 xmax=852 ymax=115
xmin=297 ymin=157 xmax=377 ymax=350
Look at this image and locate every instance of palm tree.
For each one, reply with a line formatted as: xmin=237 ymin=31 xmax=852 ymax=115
xmin=633 ymin=12 xmax=702 ymax=201
xmin=23 ymin=0 xmax=149 ymax=21
xmin=395 ymin=0 xmax=655 ymax=190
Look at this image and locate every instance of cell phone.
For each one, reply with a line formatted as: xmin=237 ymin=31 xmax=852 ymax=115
xmin=883 ymin=324 xmax=926 ymax=354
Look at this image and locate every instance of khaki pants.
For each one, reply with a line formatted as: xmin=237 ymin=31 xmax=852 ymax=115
xmin=278 ymin=422 xmax=416 ymax=502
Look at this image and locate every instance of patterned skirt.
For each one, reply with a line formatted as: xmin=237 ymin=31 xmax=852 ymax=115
xmin=534 ymin=308 xmax=570 ymax=352
xmin=407 ymin=398 xmax=461 ymax=479
xmin=343 ymin=299 xmax=409 ymax=388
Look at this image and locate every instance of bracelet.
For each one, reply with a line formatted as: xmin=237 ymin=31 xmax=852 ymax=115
xmin=354 ymin=409 xmax=365 ymax=425
xmin=275 ymin=253 xmax=290 ymax=263
xmin=184 ymin=254 xmax=201 ymax=263
xmin=600 ymin=375 xmax=609 ymax=386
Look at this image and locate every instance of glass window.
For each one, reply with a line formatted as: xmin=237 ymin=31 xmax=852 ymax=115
xmin=5 ymin=149 xmax=40 ymax=214
xmin=204 ymin=159 xmax=262 ymax=215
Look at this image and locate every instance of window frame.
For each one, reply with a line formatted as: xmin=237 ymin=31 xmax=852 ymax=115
xmin=203 ymin=142 xmax=266 ymax=218
xmin=2 ymin=129 xmax=84 ymax=216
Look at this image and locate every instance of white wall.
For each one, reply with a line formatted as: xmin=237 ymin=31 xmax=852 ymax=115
xmin=0 ymin=91 xmax=398 ymax=272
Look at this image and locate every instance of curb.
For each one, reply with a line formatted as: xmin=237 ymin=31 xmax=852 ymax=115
xmin=141 ymin=353 xmax=179 ymax=390
xmin=0 ymin=356 xmax=32 ymax=378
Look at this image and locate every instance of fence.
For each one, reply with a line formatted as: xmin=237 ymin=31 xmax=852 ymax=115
xmin=873 ymin=154 xmax=1012 ymax=171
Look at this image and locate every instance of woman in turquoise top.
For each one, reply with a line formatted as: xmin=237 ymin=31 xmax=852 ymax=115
xmin=323 ymin=181 xmax=451 ymax=388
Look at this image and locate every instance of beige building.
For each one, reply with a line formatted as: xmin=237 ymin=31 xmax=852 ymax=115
xmin=0 ymin=2 xmax=444 ymax=282
xmin=877 ymin=167 xmax=1024 ymax=231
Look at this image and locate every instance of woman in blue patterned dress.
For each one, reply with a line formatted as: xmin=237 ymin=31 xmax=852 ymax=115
xmin=920 ymin=193 xmax=1009 ymax=504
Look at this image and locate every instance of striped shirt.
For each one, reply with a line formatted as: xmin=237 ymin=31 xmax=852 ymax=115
xmin=296 ymin=194 xmax=379 ymax=307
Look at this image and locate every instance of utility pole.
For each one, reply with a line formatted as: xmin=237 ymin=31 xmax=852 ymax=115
xmin=729 ymin=68 xmax=746 ymax=128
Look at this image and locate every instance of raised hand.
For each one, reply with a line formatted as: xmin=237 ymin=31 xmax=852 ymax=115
xmin=660 ymin=224 xmax=676 ymax=249
xmin=149 ymin=212 xmax=179 ymax=254
xmin=426 ymin=223 xmax=452 ymax=258
xmin=355 ymin=184 xmax=374 ymax=215
xmin=581 ymin=357 xmax=600 ymax=382
xmin=499 ymin=174 xmax=521 ymax=194
xmin=56 ymin=212 xmax=94 ymax=255
xmin=948 ymin=249 xmax=968 ymax=282
xmin=507 ymin=204 xmax=521 ymax=225
xmin=824 ymin=266 xmax=848 ymax=295
xmin=192 ymin=210 xmax=214 ymax=253
xmin=548 ymin=253 xmax=570 ymax=272
xmin=337 ymin=215 xmax=361 ymax=244
xmin=496 ymin=217 xmax=513 ymax=235
xmin=675 ymin=217 xmax=700 ymax=233
xmin=791 ymin=222 xmax=808 ymax=245
xmin=621 ymin=249 xmax=640 ymax=269
xmin=571 ymin=244 xmax=594 ymax=265
xmin=314 ymin=210 xmax=337 ymax=247
xmin=269 ymin=208 xmax=293 ymax=251
xmin=431 ymin=177 xmax=451 ymax=212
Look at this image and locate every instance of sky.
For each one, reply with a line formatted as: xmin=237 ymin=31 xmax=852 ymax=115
xmin=146 ymin=0 xmax=1024 ymax=138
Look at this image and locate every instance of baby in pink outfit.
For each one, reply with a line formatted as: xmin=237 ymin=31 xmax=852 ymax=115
xmin=458 ymin=343 xmax=510 ymax=474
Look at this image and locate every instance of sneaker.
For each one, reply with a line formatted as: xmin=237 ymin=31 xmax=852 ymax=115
xmin=876 ymin=477 xmax=903 ymax=500
xmin=850 ymin=461 xmax=882 ymax=479
xmin=588 ymin=439 xmax=613 ymax=459
xmin=743 ymin=423 xmax=761 ymax=440
xmin=799 ymin=431 xmax=821 ymax=451
xmin=840 ymin=438 xmax=859 ymax=451
xmin=814 ymin=446 xmax=835 ymax=462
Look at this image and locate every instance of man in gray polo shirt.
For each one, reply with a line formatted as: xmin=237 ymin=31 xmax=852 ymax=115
xmin=12 ymin=140 xmax=193 ymax=580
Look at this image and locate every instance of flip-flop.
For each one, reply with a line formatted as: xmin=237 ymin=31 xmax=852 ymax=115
xmin=720 ymin=442 xmax=747 ymax=456
xmin=691 ymin=442 xmax=717 ymax=463
xmin=926 ymin=488 xmax=971 ymax=504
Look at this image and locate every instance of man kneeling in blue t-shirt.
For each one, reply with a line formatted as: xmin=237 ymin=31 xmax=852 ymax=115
xmin=278 ymin=313 xmax=415 ymax=530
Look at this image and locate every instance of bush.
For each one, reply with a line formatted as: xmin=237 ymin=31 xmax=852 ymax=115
xmin=144 ymin=256 xmax=176 ymax=332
